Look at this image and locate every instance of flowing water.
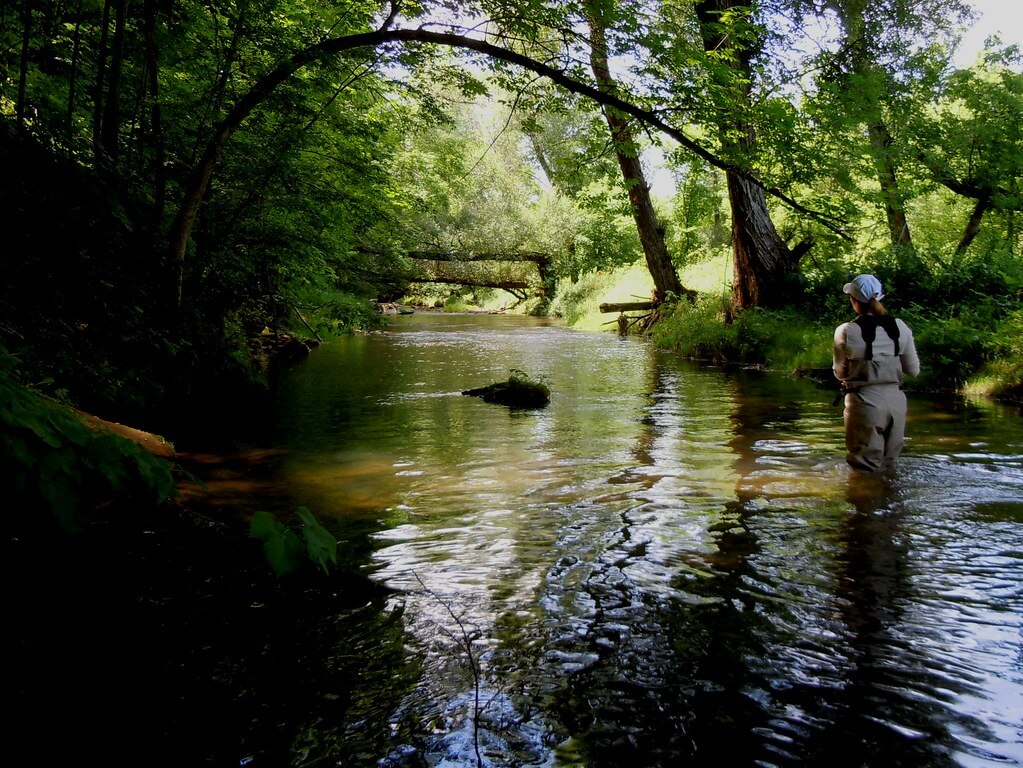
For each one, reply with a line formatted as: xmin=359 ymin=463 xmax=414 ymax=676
xmin=263 ymin=312 xmax=1022 ymax=767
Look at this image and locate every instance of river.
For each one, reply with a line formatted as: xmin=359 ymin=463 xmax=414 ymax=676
xmin=240 ymin=312 xmax=1021 ymax=767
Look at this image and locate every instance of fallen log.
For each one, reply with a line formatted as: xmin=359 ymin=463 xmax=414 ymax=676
xmin=73 ymin=409 xmax=176 ymax=459
xmin=599 ymin=301 xmax=659 ymax=313
xmin=407 ymin=250 xmax=552 ymax=265
xmin=413 ymin=276 xmax=531 ymax=291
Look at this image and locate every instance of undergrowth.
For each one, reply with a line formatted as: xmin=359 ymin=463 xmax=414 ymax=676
xmin=1 ymin=352 xmax=177 ymax=535
xmin=648 ymin=282 xmax=1023 ymax=399
xmin=650 ymin=295 xmax=833 ymax=371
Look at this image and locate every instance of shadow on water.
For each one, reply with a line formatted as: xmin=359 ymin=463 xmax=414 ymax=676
xmin=491 ymin=357 xmax=1022 ymax=767
xmin=6 ymin=493 xmax=420 ymax=768
xmin=532 ymin=365 xmax=816 ymax=766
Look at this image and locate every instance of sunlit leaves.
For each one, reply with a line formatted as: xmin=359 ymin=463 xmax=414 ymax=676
xmin=912 ymin=64 xmax=1023 ymax=209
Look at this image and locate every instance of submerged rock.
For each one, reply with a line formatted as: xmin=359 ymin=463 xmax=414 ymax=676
xmin=462 ymin=373 xmax=550 ymax=409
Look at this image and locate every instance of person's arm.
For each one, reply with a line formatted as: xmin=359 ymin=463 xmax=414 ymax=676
xmin=899 ymin=321 xmax=920 ymax=378
xmin=833 ymin=324 xmax=849 ymax=381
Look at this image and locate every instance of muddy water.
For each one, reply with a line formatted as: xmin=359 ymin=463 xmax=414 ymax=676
xmin=269 ymin=313 xmax=1023 ymax=766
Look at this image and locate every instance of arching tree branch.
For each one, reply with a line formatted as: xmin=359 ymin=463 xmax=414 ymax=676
xmin=168 ymin=26 xmax=850 ymax=305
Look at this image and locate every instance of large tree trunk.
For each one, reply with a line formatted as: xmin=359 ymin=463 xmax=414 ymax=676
xmin=727 ymin=174 xmax=796 ymax=308
xmin=695 ymin=0 xmax=799 ymax=309
xmin=586 ymin=6 xmax=692 ymax=302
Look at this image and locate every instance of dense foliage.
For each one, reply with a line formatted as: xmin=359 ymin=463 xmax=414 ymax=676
xmin=4 ymin=3 xmax=1023 ymax=762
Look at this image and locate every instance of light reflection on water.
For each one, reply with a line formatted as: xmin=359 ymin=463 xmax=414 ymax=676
xmin=274 ymin=313 xmax=1023 ymax=766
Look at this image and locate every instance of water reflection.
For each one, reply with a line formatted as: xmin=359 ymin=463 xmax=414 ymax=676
xmin=806 ymin=476 xmax=922 ymax=764
xmin=268 ymin=314 xmax=1023 ymax=767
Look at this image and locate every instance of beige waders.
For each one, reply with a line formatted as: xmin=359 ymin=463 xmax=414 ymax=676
xmin=834 ymin=314 xmax=919 ymax=473
xmin=843 ymin=383 xmax=907 ymax=473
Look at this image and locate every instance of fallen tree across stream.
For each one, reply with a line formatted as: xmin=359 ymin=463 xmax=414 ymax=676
xmin=412 ymin=276 xmax=531 ymax=299
xmin=599 ymin=301 xmax=659 ymax=313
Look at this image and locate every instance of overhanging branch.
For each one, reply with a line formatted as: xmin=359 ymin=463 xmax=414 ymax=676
xmin=169 ymin=24 xmax=853 ymax=303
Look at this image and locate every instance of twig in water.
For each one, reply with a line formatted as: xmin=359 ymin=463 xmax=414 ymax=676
xmin=412 ymin=571 xmax=486 ymax=767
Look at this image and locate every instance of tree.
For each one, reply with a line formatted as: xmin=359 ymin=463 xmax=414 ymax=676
xmin=515 ymin=90 xmax=650 ymax=282
xmin=799 ymin=0 xmax=971 ymax=253
xmin=667 ymin=156 xmax=729 ymax=262
xmin=163 ymin=21 xmax=823 ymax=308
xmin=585 ymin=0 xmax=692 ymax=302
xmin=825 ymin=0 xmax=915 ymax=251
xmin=519 ymin=97 xmax=618 ymax=197
xmin=693 ymin=0 xmax=805 ymax=309
xmin=911 ymin=60 xmax=1023 ymax=254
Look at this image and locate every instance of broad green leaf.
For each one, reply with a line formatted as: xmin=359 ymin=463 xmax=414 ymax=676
xmin=297 ymin=506 xmax=338 ymax=573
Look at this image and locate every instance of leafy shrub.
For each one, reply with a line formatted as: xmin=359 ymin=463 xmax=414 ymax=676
xmin=735 ymin=307 xmax=833 ymax=370
xmin=899 ymin=305 xmax=994 ymax=389
xmin=548 ymin=274 xmax=600 ymax=323
xmin=797 ymin=245 xmax=1021 ymax=331
xmin=443 ymin=294 xmax=472 ymax=312
xmin=249 ymin=507 xmax=338 ymax=577
xmin=797 ymin=258 xmax=861 ymax=318
xmin=850 ymin=247 xmax=1022 ymax=313
xmin=653 ymin=297 xmax=833 ymax=369
xmin=307 ymin=292 xmax=384 ymax=336
xmin=652 ymin=294 xmax=737 ymax=362
xmin=962 ymin=307 xmax=1023 ymax=397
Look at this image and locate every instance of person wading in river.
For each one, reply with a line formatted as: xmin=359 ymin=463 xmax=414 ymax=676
xmin=833 ymin=274 xmax=920 ymax=473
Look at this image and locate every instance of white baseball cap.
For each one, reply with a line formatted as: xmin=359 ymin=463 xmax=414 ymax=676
xmin=843 ymin=274 xmax=885 ymax=302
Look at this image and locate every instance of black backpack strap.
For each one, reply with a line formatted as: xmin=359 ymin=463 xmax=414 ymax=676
xmin=854 ymin=315 xmax=900 ymax=360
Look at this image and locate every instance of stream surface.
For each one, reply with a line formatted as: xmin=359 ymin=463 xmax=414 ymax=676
xmin=254 ymin=312 xmax=1023 ymax=767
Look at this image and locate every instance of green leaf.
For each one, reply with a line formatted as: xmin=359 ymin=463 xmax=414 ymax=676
xmin=297 ymin=506 xmax=337 ymax=573
xmin=249 ymin=510 xmax=281 ymax=541
xmin=10 ymin=400 xmax=62 ymax=449
xmin=250 ymin=511 xmax=305 ymax=577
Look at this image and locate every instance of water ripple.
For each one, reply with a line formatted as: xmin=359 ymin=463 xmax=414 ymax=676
xmin=275 ymin=317 xmax=1023 ymax=766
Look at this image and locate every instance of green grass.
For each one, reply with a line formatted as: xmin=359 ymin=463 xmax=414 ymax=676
xmin=650 ymin=297 xmax=833 ymax=370
xmin=552 ymin=262 xmax=655 ymax=330
xmin=679 ymin=252 xmax=733 ymax=294
xmin=555 ymin=254 xmax=833 ymax=372
xmin=550 ymin=253 xmax=733 ymax=331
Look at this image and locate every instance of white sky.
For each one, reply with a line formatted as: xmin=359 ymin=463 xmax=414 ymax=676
xmin=954 ymin=0 xmax=1023 ymax=67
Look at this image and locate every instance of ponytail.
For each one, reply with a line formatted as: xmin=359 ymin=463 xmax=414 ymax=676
xmin=868 ymin=297 xmax=887 ymax=315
